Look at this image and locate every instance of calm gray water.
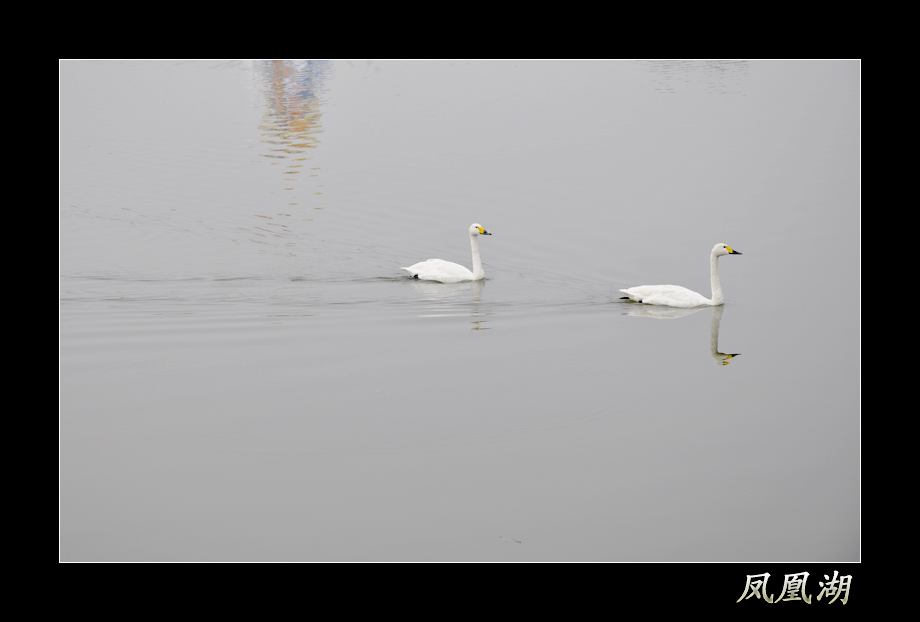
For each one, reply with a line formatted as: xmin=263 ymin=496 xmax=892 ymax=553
xmin=60 ymin=60 xmax=860 ymax=562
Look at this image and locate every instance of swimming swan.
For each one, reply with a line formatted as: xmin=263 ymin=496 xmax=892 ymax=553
xmin=402 ymin=224 xmax=492 ymax=283
xmin=619 ymin=243 xmax=742 ymax=307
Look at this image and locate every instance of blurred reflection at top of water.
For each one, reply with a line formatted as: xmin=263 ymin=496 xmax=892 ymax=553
xmin=255 ymin=60 xmax=332 ymax=206
xmin=636 ymin=59 xmax=750 ymax=95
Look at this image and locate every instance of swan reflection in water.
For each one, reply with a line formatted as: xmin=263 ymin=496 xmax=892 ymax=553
xmin=410 ymin=279 xmax=489 ymax=330
xmin=621 ymin=303 xmax=740 ymax=365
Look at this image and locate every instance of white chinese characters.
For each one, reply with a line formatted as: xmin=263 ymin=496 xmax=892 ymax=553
xmin=738 ymin=571 xmax=851 ymax=605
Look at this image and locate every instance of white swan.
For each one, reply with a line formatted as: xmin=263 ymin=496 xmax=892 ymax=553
xmin=619 ymin=243 xmax=742 ymax=308
xmin=402 ymin=224 xmax=492 ymax=283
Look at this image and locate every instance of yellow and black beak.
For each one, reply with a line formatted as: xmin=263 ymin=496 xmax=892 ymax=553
xmin=727 ymin=246 xmax=741 ymax=255
xmin=478 ymin=227 xmax=492 ymax=236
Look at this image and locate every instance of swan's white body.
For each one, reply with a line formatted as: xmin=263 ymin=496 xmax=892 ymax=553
xmin=620 ymin=243 xmax=742 ymax=308
xmin=402 ymin=224 xmax=492 ymax=283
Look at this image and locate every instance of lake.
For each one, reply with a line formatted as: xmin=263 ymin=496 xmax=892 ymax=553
xmin=60 ymin=60 xmax=860 ymax=562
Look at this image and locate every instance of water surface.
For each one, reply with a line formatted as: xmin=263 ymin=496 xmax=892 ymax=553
xmin=60 ymin=60 xmax=859 ymax=561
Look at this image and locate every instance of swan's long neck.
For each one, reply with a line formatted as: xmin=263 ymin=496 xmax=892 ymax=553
xmin=709 ymin=250 xmax=724 ymax=305
xmin=470 ymin=233 xmax=484 ymax=279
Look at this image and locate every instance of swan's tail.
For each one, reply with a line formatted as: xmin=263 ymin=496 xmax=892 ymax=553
xmin=401 ymin=267 xmax=421 ymax=279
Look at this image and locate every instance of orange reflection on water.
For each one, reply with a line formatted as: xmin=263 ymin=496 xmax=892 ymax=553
xmin=256 ymin=60 xmax=330 ymax=206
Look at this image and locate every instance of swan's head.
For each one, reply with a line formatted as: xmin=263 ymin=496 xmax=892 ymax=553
xmin=713 ymin=243 xmax=741 ymax=257
xmin=470 ymin=223 xmax=491 ymax=236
